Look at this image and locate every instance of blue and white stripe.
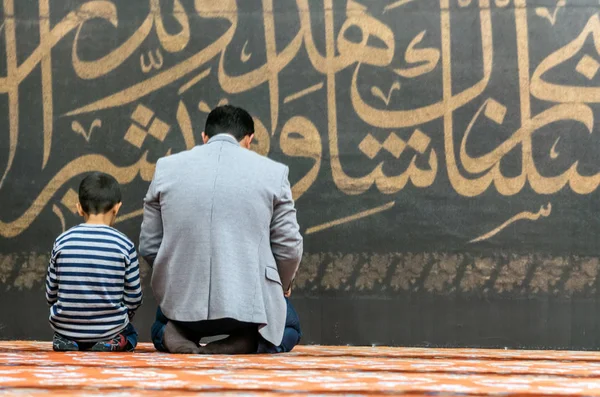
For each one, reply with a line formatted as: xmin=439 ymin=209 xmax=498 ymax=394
xmin=46 ymin=224 xmax=143 ymax=342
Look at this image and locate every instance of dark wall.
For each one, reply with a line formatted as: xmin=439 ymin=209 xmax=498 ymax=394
xmin=1 ymin=0 xmax=600 ymax=349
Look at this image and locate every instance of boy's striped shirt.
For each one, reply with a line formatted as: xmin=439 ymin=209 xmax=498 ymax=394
xmin=45 ymin=224 xmax=143 ymax=342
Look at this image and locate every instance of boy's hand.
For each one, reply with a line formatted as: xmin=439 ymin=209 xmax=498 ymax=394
xmin=128 ymin=310 xmax=136 ymax=320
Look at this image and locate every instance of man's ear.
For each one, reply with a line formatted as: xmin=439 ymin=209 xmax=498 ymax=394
xmin=202 ymin=132 xmax=209 ymax=144
xmin=76 ymin=202 xmax=85 ymax=217
xmin=244 ymin=133 xmax=254 ymax=149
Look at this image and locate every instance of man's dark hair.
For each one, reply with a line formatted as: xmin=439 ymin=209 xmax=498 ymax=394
xmin=78 ymin=172 xmax=122 ymax=214
xmin=204 ymin=105 xmax=254 ymax=141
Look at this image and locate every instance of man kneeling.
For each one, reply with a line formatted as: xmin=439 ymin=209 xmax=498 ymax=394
xmin=140 ymin=105 xmax=303 ymax=354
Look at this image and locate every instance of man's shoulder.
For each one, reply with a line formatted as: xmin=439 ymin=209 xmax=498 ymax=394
xmin=156 ymin=147 xmax=197 ymax=168
xmin=155 ymin=146 xmax=288 ymax=181
xmin=240 ymin=149 xmax=288 ymax=173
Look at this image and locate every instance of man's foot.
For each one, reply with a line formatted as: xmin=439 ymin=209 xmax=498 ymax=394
xmin=53 ymin=333 xmax=79 ymax=352
xmin=90 ymin=334 xmax=128 ymax=352
xmin=163 ymin=322 xmax=200 ymax=354
xmin=198 ymin=331 xmax=258 ymax=354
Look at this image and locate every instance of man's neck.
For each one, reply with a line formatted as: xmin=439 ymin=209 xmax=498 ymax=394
xmin=213 ymin=133 xmax=237 ymax=140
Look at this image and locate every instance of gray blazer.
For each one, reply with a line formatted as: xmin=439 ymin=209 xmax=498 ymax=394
xmin=139 ymin=134 xmax=303 ymax=345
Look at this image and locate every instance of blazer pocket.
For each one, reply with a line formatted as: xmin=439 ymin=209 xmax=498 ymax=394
xmin=265 ymin=267 xmax=282 ymax=286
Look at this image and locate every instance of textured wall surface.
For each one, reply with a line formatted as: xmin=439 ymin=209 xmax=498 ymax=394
xmin=1 ymin=0 xmax=600 ymax=348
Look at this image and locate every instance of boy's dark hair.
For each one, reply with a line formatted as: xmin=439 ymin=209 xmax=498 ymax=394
xmin=204 ymin=105 xmax=254 ymax=141
xmin=78 ymin=172 xmax=122 ymax=214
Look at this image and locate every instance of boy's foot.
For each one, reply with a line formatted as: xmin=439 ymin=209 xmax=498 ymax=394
xmin=90 ymin=334 xmax=128 ymax=352
xmin=163 ymin=322 xmax=200 ymax=354
xmin=53 ymin=333 xmax=79 ymax=352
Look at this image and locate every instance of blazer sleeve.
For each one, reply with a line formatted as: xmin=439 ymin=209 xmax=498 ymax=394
xmin=139 ymin=161 xmax=163 ymax=267
xmin=270 ymin=166 xmax=303 ymax=291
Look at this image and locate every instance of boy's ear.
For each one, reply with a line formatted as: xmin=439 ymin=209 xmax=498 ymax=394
xmin=201 ymin=132 xmax=209 ymax=144
xmin=113 ymin=202 xmax=123 ymax=216
xmin=76 ymin=202 xmax=85 ymax=217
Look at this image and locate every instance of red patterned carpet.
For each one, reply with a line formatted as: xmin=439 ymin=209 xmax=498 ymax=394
xmin=2 ymin=342 xmax=600 ymax=396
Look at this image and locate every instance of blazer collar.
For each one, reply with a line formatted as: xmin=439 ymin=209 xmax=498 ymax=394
xmin=207 ymin=134 xmax=240 ymax=146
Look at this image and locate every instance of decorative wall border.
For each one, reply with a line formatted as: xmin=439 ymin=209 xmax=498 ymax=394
xmin=2 ymin=252 xmax=599 ymax=298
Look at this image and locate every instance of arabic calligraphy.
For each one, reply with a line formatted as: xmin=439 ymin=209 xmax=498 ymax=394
xmin=306 ymin=202 xmax=396 ymax=235
xmin=535 ymin=0 xmax=566 ymax=26
xmin=469 ymin=203 xmax=552 ymax=243
xmin=71 ymin=120 xmax=102 ymax=142
xmin=140 ymin=49 xmax=164 ymax=73
xmin=0 ymin=0 xmax=598 ymax=249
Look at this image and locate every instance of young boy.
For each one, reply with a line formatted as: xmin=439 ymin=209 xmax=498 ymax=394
xmin=45 ymin=172 xmax=143 ymax=352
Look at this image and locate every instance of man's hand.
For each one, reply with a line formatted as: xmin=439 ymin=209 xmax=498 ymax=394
xmin=128 ymin=310 xmax=136 ymax=321
xmin=284 ymin=278 xmax=294 ymax=297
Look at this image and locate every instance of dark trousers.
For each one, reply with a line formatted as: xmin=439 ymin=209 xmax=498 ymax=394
xmin=121 ymin=323 xmax=139 ymax=350
xmin=151 ymin=298 xmax=301 ymax=353
xmin=60 ymin=323 xmax=138 ymax=351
